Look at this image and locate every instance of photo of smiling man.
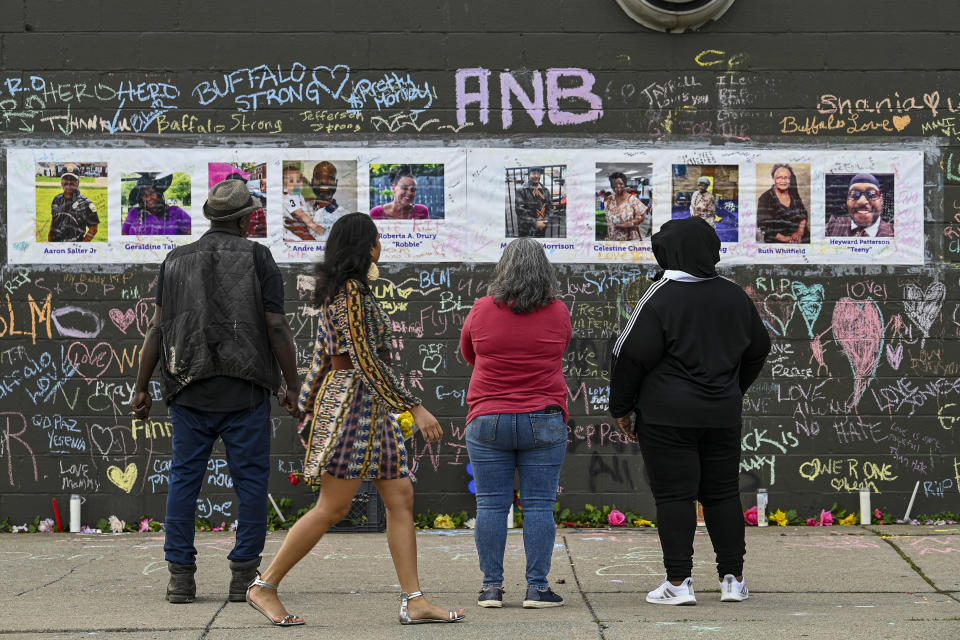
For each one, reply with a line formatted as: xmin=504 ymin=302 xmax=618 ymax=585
xmin=825 ymin=172 xmax=895 ymax=237
xmin=36 ymin=163 xmax=108 ymax=243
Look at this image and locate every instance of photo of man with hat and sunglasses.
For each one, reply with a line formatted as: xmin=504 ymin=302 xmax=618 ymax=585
xmin=47 ymin=171 xmax=100 ymax=242
xmin=825 ymin=172 xmax=895 ymax=238
xmin=130 ymin=179 xmax=302 ymax=605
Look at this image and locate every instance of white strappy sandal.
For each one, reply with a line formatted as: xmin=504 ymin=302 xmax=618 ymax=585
xmin=246 ymin=574 xmax=305 ymax=627
xmin=399 ymin=591 xmax=466 ymax=625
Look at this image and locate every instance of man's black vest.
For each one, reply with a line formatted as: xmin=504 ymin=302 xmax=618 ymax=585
xmin=158 ymin=229 xmax=280 ymax=400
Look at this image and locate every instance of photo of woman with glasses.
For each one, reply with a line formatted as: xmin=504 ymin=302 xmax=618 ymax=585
xmin=755 ymin=163 xmax=809 ymax=244
xmin=825 ymin=172 xmax=895 ymax=238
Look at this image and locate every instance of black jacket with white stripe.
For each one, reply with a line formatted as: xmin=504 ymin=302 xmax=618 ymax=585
xmin=609 ymin=274 xmax=770 ymax=428
xmin=609 ymin=273 xmax=770 ymax=429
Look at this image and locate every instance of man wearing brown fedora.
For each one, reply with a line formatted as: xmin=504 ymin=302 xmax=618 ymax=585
xmin=131 ymin=179 xmax=302 ymax=605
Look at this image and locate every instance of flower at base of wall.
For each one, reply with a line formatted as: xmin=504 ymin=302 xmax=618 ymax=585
xmin=464 ymin=518 xmax=476 ymax=529
xmin=743 ymin=506 xmax=758 ymax=526
xmin=838 ymin=513 xmax=858 ymax=526
xmin=873 ymin=508 xmax=882 ymax=520
xmin=11 ymin=524 xmax=29 ymax=533
xmin=37 ymin=518 xmax=55 ymax=533
xmin=608 ymin=509 xmax=626 ymax=526
xmin=632 ymin=519 xmax=654 ymax=527
xmin=108 ymin=515 xmax=125 ymax=533
xmin=806 ymin=509 xmax=834 ymax=527
xmin=434 ymin=514 xmax=455 ymax=529
xmin=770 ymin=509 xmax=789 ymax=527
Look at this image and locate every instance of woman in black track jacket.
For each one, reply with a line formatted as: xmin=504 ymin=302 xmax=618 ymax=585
xmin=609 ymin=216 xmax=771 ymax=606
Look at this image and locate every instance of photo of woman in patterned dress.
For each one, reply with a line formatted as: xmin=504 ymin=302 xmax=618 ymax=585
xmin=246 ymin=213 xmax=465 ymax=627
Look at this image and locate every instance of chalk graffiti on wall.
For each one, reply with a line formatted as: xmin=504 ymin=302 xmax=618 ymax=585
xmin=1 ymin=260 xmax=959 ymax=524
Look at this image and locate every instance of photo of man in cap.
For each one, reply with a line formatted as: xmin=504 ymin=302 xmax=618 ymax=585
xmin=825 ymin=173 xmax=895 ymax=237
xmin=47 ymin=172 xmax=100 ymax=242
xmin=130 ymin=179 xmax=302 ymax=605
xmin=689 ymin=176 xmax=717 ymax=229
xmin=513 ymin=166 xmax=557 ymax=237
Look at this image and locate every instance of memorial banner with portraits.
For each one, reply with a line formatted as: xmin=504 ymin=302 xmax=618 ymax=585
xmin=6 ymin=147 xmax=923 ymax=264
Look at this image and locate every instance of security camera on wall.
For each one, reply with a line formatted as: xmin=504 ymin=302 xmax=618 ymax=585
xmin=614 ymin=0 xmax=736 ymax=33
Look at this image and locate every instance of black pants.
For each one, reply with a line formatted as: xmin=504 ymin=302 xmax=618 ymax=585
xmin=636 ymin=423 xmax=745 ymax=582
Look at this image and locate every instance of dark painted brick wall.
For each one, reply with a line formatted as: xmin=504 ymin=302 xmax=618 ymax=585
xmin=1 ymin=0 xmax=958 ymax=527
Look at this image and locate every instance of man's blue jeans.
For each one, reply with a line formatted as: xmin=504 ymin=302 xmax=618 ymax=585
xmin=465 ymin=411 xmax=567 ymax=590
xmin=164 ymin=399 xmax=270 ymax=566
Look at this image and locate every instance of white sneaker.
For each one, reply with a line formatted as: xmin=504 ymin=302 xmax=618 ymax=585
xmin=719 ymin=574 xmax=749 ymax=602
xmin=645 ymin=578 xmax=696 ymax=605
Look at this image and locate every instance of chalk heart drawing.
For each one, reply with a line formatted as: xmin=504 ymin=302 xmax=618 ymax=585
xmin=791 ymin=282 xmax=825 ymax=338
xmin=108 ymin=308 xmax=137 ymax=334
xmin=885 ymin=343 xmax=904 ymax=370
xmin=313 ymin=64 xmax=350 ymax=100
xmin=892 ymin=115 xmax=911 ymax=131
xmin=66 ymin=341 xmax=113 ymax=382
xmin=832 ymin=298 xmax=883 ymax=406
xmin=762 ymin=292 xmax=796 ymax=336
xmin=88 ymin=425 xmax=115 ymax=456
xmin=106 ymin=463 xmax=138 ymax=493
xmin=903 ymin=281 xmax=945 ymax=344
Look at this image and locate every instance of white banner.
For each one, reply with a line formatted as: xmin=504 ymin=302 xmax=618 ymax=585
xmin=6 ymin=147 xmax=923 ymax=264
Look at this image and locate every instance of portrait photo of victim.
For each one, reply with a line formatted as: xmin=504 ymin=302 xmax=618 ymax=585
xmin=36 ymin=162 xmax=108 ymax=242
xmin=121 ymin=172 xmax=192 ymax=236
xmin=368 ymin=163 xmax=445 ymax=220
xmin=825 ymin=172 xmax=895 ymax=238
xmin=672 ymin=164 xmax=739 ymax=243
xmin=282 ymin=160 xmax=357 ymax=242
xmin=505 ymin=165 xmax=566 ymax=238
xmin=595 ymin=163 xmax=652 ymax=241
xmin=755 ymin=163 xmax=811 ymax=244
xmin=208 ymin=162 xmax=268 ymax=238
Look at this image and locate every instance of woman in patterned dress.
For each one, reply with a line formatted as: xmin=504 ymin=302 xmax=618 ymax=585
xmin=604 ymin=172 xmax=649 ymax=241
xmin=246 ymin=213 xmax=465 ymax=626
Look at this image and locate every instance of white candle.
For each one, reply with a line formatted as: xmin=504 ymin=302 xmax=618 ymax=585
xmin=859 ymin=487 xmax=871 ymax=525
xmin=267 ymin=493 xmax=286 ymax=522
xmin=903 ymin=481 xmax=920 ymax=522
xmin=69 ymin=494 xmax=81 ymax=533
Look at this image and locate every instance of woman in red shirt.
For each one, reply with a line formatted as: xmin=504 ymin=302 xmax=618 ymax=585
xmin=461 ymin=237 xmax=572 ymax=610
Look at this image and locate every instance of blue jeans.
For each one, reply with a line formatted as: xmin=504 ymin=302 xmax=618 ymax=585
xmin=465 ymin=412 xmax=567 ymax=590
xmin=164 ymin=399 xmax=270 ymax=565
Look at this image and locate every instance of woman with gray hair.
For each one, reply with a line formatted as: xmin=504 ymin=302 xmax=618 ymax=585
xmin=460 ymin=237 xmax=572 ymax=610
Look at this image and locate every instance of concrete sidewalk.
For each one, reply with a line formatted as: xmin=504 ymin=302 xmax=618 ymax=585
xmin=1 ymin=525 xmax=958 ymax=639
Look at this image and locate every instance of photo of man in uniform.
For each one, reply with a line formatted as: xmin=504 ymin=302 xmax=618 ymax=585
xmin=47 ymin=172 xmax=100 ymax=242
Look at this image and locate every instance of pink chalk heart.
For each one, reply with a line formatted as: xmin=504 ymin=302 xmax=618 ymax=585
xmin=832 ymin=298 xmax=883 ymax=405
xmin=66 ymin=341 xmax=113 ymax=382
xmin=885 ymin=343 xmax=904 ymax=370
xmin=109 ymin=308 xmax=137 ymax=334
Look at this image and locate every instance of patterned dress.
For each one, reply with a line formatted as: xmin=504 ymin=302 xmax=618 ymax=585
xmin=690 ymin=190 xmax=716 ymax=228
xmin=298 ymin=279 xmax=420 ymax=483
xmin=604 ymin=194 xmax=648 ymax=241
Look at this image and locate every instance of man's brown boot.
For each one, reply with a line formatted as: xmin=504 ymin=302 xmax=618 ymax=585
xmin=166 ymin=562 xmax=197 ymax=603
xmin=228 ymin=557 xmax=261 ymax=602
